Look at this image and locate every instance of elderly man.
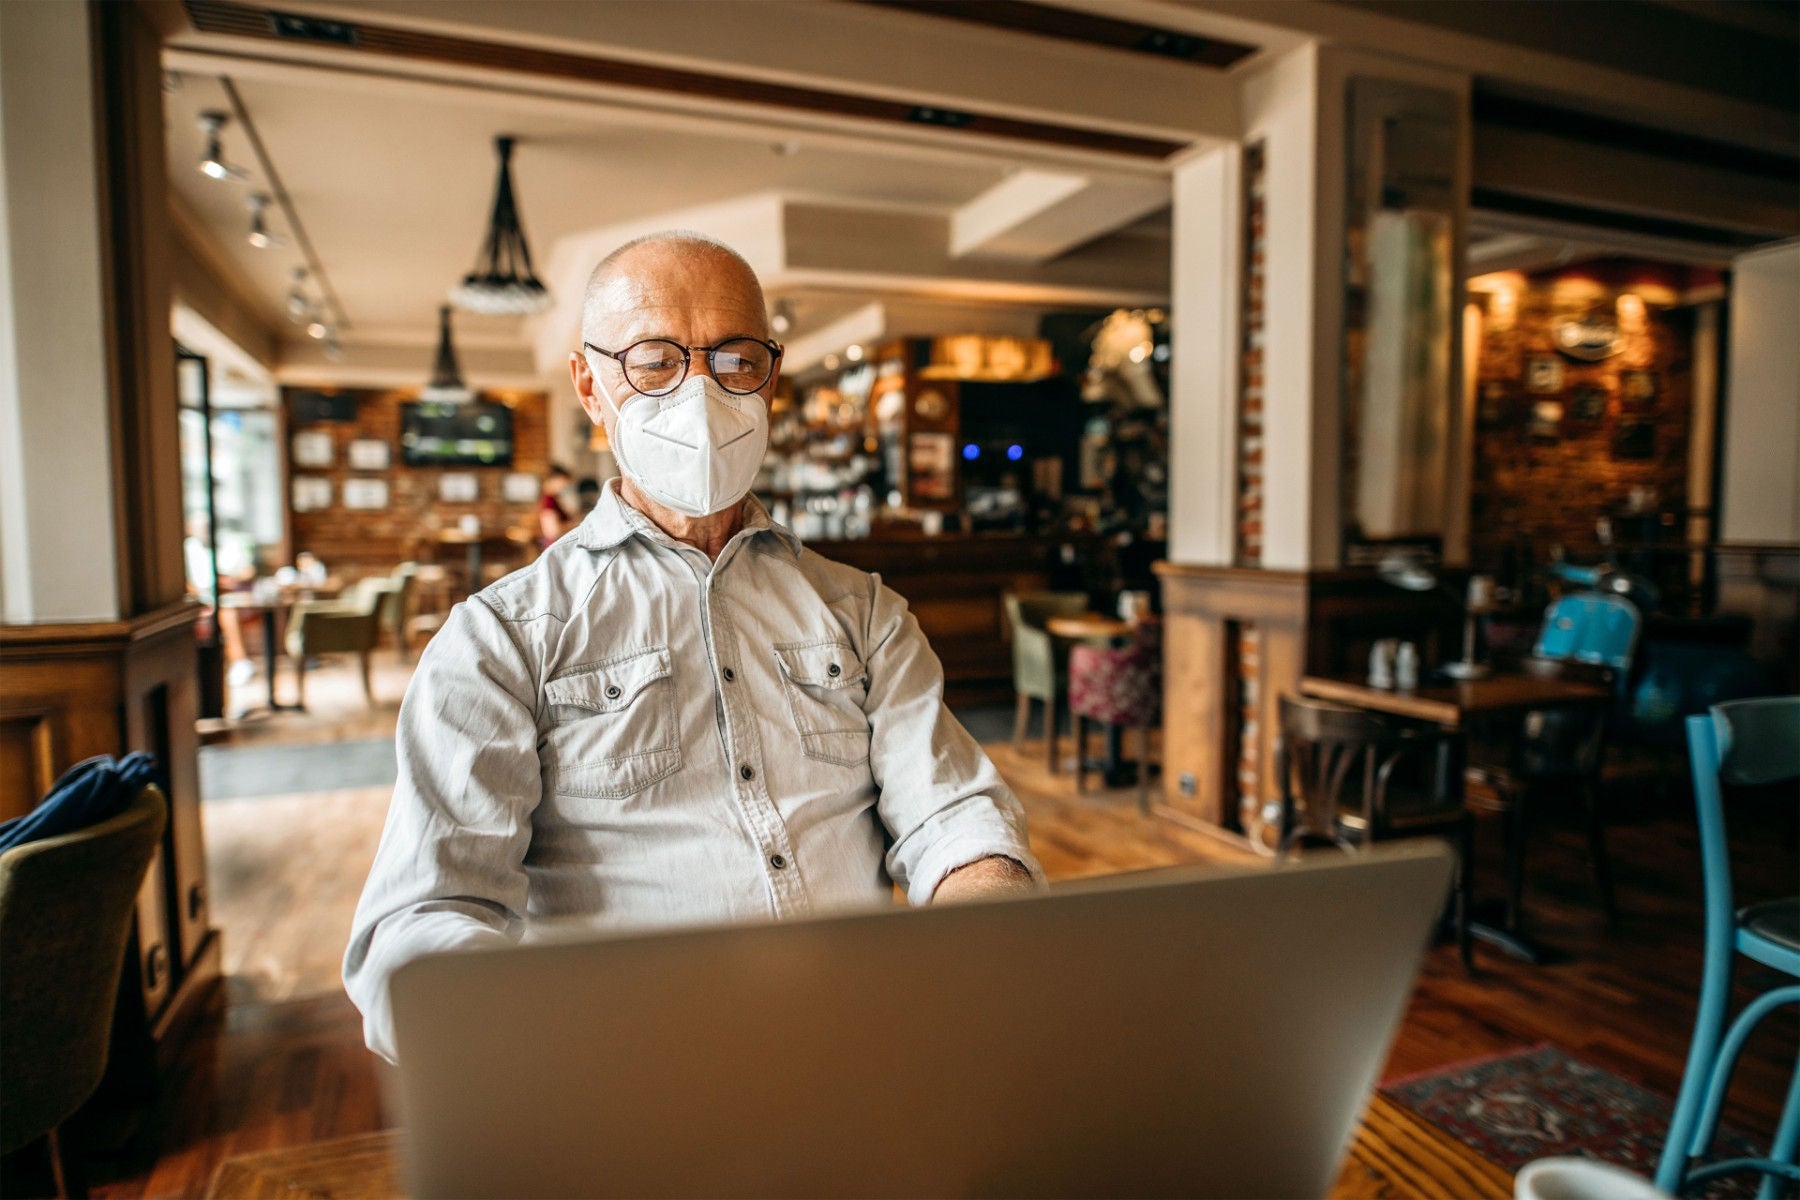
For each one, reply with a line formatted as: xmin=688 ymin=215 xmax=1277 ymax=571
xmin=344 ymin=232 xmax=1042 ymax=1060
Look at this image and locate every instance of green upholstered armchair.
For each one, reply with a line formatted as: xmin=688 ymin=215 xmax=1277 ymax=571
xmin=366 ymin=562 xmax=418 ymax=663
xmin=1003 ymin=590 xmax=1090 ymax=770
xmin=286 ymin=577 xmax=386 ymax=706
xmin=0 ymin=786 xmax=165 ymax=1190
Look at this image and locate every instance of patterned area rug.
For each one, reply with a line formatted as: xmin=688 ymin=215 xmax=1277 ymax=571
xmin=1382 ymin=1044 xmax=1766 ymax=1198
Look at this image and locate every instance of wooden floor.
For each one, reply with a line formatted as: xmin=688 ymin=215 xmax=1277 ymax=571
xmin=65 ymin=654 xmax=1798 ymax=1198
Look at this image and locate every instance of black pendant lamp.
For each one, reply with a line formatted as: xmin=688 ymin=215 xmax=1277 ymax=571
xmin=450 ymin=135 xmax=551 ymax=316
xmin=421 ymin=305 xmax=473 ymax=403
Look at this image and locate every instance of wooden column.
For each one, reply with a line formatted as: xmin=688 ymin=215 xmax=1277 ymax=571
xmin=1154 ymin=562 xmax=1454 ymax=843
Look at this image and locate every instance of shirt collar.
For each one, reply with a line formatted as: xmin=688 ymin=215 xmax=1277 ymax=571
xmin=574 ymin=477 xmax=802 ymax=557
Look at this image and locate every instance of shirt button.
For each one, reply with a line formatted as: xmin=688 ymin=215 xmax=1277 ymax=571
xmin=722 ymin=667 xmax=736 ymax=682
xmin=604 ymin=684 xmax=621 ymax=700
xmin=769 ymin=854 xmax=787 ymax=870
xmin=827 ymin=663 xmax=841 ymax=677
xmin=739 ymin=764 xmax=755 ymax=781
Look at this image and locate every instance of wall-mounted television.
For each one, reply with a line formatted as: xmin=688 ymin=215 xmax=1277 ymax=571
xmin=400 ymin=400 xmax=514 ymax=467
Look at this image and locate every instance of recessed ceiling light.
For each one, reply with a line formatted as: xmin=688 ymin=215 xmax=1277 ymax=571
xmin=845 ymin=344 xmax=864 ymax=362
xmin=823 ymin=354 xmax=841 ymax=371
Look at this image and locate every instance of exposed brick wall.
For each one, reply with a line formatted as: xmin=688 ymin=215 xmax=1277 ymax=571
xmin=1235 ymin=141 xmax=1267 ymax=567
xmin=1469 ymin=261 xmax=1698 ymax=573
xmin=1235 ymin=622 xmax=1262 ymax=833
xmin=284 ymin=387 xmax=549 ymax=574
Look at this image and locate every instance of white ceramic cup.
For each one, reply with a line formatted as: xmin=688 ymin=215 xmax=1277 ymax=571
xmin=1514 ymin=1157 xmax=1673 ymax=1200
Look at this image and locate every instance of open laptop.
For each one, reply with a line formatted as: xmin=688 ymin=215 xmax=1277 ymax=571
xmin=387 ymin=842 xmax=1454 ymax=1199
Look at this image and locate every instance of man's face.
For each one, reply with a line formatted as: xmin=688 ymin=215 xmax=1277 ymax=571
xmin=568 ymin=246 xmax=778 ymax=439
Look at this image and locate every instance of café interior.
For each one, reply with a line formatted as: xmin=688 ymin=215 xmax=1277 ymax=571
xmin=1 ymin=1 xmax=1796 ymax=1196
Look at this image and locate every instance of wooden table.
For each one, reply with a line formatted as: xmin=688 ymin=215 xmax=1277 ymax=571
xmin=205 ymin=1094 xmax=1511 ymax=1199
xmin=1046 ymin=612 xmax=1136 ymax=642
xmin=219 ymin=579 xmax=342 ymax=716
xmin=1299 ymin=670 xmax=1612 ymax=961
xmin=1299 ymin=672 xmax=1611 ymax=729
xmin=1046 ymin=612 xmax=1141 ymax=785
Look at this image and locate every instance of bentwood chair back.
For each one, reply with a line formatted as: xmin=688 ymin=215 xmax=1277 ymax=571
xmin=0 ymin=787 xmax=165 ymax=1188
xmin=1002 ymin=591 xmax=1089 ymax=771
xmin=1658 ymin=697 xmax=1800 ymax=1198
xmin=1276 ymin=695 xmax=1473 ymax=969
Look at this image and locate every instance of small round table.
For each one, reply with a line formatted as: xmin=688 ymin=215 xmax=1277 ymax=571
xmin=1046 ymin=613 xmax=1142 ymax=785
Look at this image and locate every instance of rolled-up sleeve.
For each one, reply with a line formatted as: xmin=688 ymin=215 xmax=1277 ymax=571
xmin=342 ymin=597 xmax=544 ymax=1061
xmin=861 ymin=574 xmax=1045 ymax=904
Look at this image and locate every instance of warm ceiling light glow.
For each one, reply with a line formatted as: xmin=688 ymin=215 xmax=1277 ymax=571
xmin=1488 ymin=285 xmax=1518 ymax=331
xmin=1467 ymin=270 xmax=1526 ymax=294
xmin=1616 ymin=292 xmax=1648 ymax=333
xmin=306 ymin=320 xmax=330 ymax=340
xmin=823 ymin=354 xmax=841 ymax=371
xmin=845 ymin=344 xmax=864 ymax=362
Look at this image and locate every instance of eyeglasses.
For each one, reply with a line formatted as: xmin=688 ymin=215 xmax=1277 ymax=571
xmin=583 ymin=336 xmax=782 ymax=398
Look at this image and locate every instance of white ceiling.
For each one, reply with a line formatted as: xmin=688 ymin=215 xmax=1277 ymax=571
xmin=162 ymin=43 xmax=1179 ymax=385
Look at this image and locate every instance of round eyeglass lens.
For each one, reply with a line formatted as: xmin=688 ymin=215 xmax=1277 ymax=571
xmin=620 ymin=340 xmax=689 ymax=396
xmin=711 ymin=338 xmax=775 ymax=394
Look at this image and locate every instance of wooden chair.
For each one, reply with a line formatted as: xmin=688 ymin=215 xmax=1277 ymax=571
xmin=1276 ymin=694 xmax=1473 ymax=970
xmin=1002 ymin=591 xmax=1090 ymax=772
xmin=1464 ymin=656 xmax=1619 ymax=927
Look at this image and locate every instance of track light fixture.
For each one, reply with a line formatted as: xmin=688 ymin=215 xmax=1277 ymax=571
xmin=286 ymin=267 xmax=312 ymax=322
xmin=246 ymin=193 xmax=286 ymax=249
xmin=196 ymin=110 xmax=249 ymax=181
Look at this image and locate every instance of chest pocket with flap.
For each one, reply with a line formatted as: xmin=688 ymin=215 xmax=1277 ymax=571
xmin=773 ymin=640 xmax=870 ymax=767
xmin=542 ymin=645 xmax=681 ymax=799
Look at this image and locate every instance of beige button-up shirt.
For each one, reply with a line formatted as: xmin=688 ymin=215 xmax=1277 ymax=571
xmin=344 ymin=480 xmax=1042 ymax=1059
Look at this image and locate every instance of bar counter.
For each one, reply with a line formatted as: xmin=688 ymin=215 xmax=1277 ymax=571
xmin=808 ymin=531 xmax=1104 ymax=707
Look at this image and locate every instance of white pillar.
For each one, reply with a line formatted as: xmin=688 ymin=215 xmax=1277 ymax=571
xmin=0 ymin=1 xmax=121 ymax=623
xmin=1720 ymin=242 xmax=1800 ymax=545
xmin=1167 ymin=143 xmax=1240 ymax=567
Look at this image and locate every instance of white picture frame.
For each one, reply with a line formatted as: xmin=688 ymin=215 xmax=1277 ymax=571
xmin=291 ymin=476 xmax=332 ymax=512
xmin=291 ymin=430 xmax=334 ymax=468
xmin=502 ymin=472 xmax=540 ymax=504
xmin=347 ymin=438 xmax=391 ymax=471
xmin=342 ymin=478 xmax=390 ymax=510
xmin=439 ymin=472 xmax=479 ymax=503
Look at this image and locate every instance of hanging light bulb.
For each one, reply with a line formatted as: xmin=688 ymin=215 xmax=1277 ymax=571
xmin=246 ymin=193 xmax=286 ymax=248
xmin=196 ymin=110 xmax=249 ymax=181
xmin=449 ymin=136 xmax=551 ymax=315
xmin=286 ymin=267 xmax=312 ymax=323
xmin=420 ymin=305 xmax=473 ymax=403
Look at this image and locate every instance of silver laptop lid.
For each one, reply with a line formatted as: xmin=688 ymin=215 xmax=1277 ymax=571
xmin=390 ymin=842 xmax=1453 ymax=1199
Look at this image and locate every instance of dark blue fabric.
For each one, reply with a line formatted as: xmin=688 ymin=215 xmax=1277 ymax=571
xmin=0 ymin=752 xmax=159 ymax=852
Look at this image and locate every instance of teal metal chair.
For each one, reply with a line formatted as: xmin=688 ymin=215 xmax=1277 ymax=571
xmin=1657 ymin=697 xmax=1800 ymax=1197
xmin=1003 ymin=591 xmax=1089 ymax=772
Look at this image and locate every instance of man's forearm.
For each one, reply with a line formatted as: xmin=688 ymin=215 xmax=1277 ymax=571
xmin=931 ymin=854 xmax=1037 ymax=903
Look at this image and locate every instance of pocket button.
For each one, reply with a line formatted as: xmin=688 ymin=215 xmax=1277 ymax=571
xmin=827 ymin=663 xmax=841 ymax=678
xmin=604 ymin=684 xmax=622 ymax=700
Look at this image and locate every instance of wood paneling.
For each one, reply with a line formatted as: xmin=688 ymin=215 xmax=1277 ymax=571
xmin=0 ymin=602 xmax=220 ymax=1062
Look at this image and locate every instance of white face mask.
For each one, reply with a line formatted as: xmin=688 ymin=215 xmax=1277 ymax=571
xmin=594 ymin=369 xmax=769 ymax=519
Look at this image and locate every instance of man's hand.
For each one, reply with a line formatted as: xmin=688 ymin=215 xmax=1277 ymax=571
xmin=931 ymin=855 xmax=1037 ymax=904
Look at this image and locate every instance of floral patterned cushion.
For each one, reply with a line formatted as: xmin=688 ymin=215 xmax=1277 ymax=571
xmin=1068 ymin=620 xmax=1163 ymax=727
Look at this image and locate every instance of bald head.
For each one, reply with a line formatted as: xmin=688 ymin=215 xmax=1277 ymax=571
xmin=580 ymin=231 xmax=771 ymax=349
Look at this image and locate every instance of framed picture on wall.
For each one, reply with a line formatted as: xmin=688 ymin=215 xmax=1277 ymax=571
xmin=439 ymin=472 xmax=479 ymax=503
xmin=1620 ymin=370 xmax=1659 ymax=412
xmin=502 ymin=472 xmax=540 ymax=504
xmin=347 ymin=438 xmax=391 ymax=471
xmin=1613 ymin=420 xmax=1656 ymax=460
xmin=1528 ymin=400 xmax=1565 ymax=441
xmin=291 ymin=476 xmax=332 ymax=512
xmin=292 ymin=430 xmax=334 ymax=468
xmin=342 ymin=478 xmax=389 ymax=510
xmin=1567 ymin=383 xmax=1609 ymax=423
xmin=1526 ymin=356 xmax=1564 ymax=394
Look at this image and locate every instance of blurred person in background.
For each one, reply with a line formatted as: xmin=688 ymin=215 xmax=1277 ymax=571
xmin=538 ymin=463 xmax=574 ymax=548
xmin=183 ymin=513 xmax=257 ymax=687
